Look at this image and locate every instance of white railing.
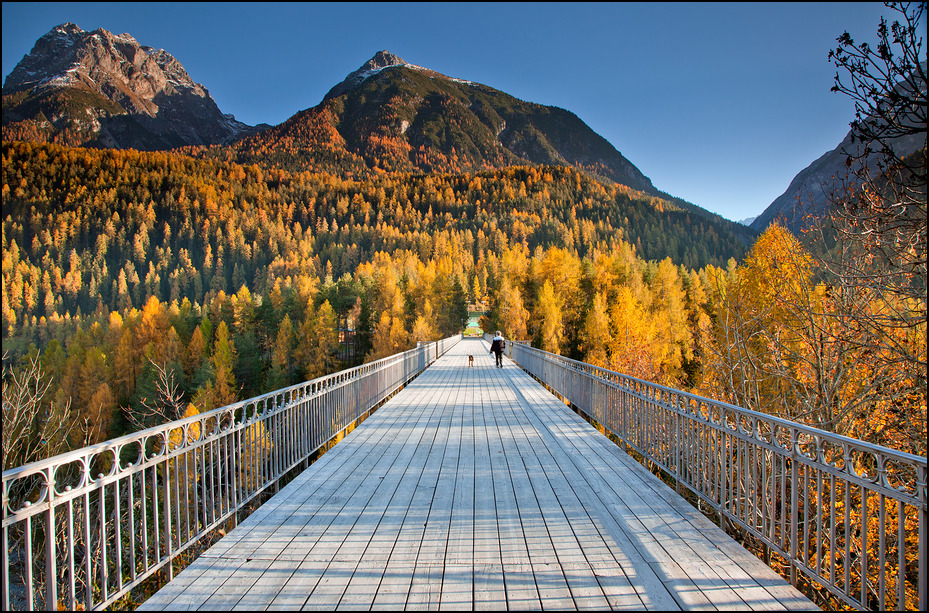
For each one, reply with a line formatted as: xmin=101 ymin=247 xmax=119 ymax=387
xmin=1 ymin=335 xmax=460 ymax=611
xmin=506 ymin=341 xmax=926 ymax=611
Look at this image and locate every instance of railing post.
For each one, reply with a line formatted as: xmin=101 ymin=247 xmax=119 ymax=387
xmin=44 ymin=467 xmax=56 ymax=612
xmin=920 ymin=463 xmax=927 ymax=611
xmin=789 ymin=428 xmax=798 ymax=587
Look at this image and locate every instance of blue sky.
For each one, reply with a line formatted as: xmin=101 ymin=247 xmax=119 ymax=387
xmin=1 ymin=2 xmax=904 ymax=221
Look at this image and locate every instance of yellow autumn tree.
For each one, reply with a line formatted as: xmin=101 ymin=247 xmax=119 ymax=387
xmin=647 ymin=258 xmax=694 ymax=385
xmin=411 ymin=298 xmax=439 ymax=343
xmin=367 ymin=291 xmax=409 ymax=361
xmin=304 ymin=299 xmax=340 ymax=379
xmin=608 ymin=285 xmax=659 ymax=381
xmin=708 ymin=222 xmax=920 ymax=438
xmin=580 ymin=292 xmax=611 ymax=368
xmin=534 ymin=280 xmax=563 ymax=354
xmin=498 ymin=280 xmax=530 ymax=342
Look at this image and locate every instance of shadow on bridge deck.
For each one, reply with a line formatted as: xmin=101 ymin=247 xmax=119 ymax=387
xmin=139 ymin=338 xmax=816 ymax=611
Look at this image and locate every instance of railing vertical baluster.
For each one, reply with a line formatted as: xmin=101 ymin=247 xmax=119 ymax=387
xmin=819 ymin=462 xmax=825 ymax=577
xmin=861 ymin=485 xmax=868 ymax=607
xmin=845 ymin=480 xmax=851 ymax=599
xmin=127 ymin=471 xmax=136 ymax=586
xmin=99 ymin=482 xmax=108 ymax=602
xmin=114 ymin=472 xmax=123 ymax=594
xmin=66 ymin=496 xmax=75 ymax=609
xmin=24 ymin=515 xmax=33 ymax=611
xmin=2 ymin=521 xmax=10 ymax=610
xmin=83 ymin=486 xmax=92 ymax=610
xmin=879 ymin=491 xmax=886 ymax=609
xmin=44 ymin=468 xmax=56 ymax=611
xmin=920 ymin=463 xmax=927 ymax=611
xmin=790 ymin=430 xmax=798 ymax=586
xmin=829 ymin=472 xmax=836 ymax=588
xmin=896 ymin=499 xmax=904 ymax=610
xmin=163 ymin=453 xmax=172 ymax=582
xmin=141 ymin=466 xmax=149 ymax=574
xmin=201 ymin=436 xmax=209 ymax=534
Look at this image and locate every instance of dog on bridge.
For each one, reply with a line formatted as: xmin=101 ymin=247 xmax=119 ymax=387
xmin=468 ymin=354 xmax=474 ymax=367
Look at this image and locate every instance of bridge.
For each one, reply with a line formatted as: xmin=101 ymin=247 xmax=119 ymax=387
xmin=2 ymin=336 xmax=926 ymax=610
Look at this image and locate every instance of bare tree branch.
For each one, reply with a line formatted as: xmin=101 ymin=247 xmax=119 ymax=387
xmin=2 ymin=351 xmax=87 ymax=470
xmin=121 ymin=357 xmax=187 ymax=432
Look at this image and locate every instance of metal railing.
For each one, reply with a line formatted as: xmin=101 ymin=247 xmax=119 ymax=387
xmin=1 ymin=334 xmax=460 ymax=611
xmin=506 ymin=341 xmax=926 ymax=611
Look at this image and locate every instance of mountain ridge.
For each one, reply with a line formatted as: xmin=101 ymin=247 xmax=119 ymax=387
xmin=2 ymin=28 xmax=747 ymax=234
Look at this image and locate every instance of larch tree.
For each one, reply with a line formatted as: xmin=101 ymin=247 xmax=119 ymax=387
xmin=210 ymin=320 xmax=238 ymax=408
xmin=534 ymin=280 xmax=563 ymax=354
xmin=305 ymin=299 xmax=340 ymax=379
xmin=580 ymin=292 xmax=612 ymax=368
xmin=411 ymin=298 xmax=439 ymax=343
xmin=267 ymin=313 xmax=294 ymax=389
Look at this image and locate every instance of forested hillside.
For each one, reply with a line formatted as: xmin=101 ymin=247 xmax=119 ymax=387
xmin=4 ymin=139 xmax=923 ymax=471
xmin=1 ymin=140 xmax=747 ymax=329
xmin=1 ymin=140 xmax=747 ymax=457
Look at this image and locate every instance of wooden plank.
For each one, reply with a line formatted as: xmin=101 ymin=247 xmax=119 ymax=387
xmin=265 ymin=558 xmax=327 ymax=610
xmin=502 ymin=563 xmax=542 ymax=610
xmin=370 ymin=563 xmax=414 ymax=610
xmin=303 ymin=560 xmax=356 ymax=609
xmin=197 ymin=557 xmax=269 ymax=610
xmin=232 ymin=559 xmax=298 ymax=610
xmin=473 ymin=563 xmax=507 ymax=610
xmin=405 ymin=561 xmax=443 ymax=610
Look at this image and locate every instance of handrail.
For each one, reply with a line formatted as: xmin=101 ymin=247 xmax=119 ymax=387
xmin=506 ymin=341 xmax=926 ymax=611
xmin=1 ymin=334 xmax=461 ymax=611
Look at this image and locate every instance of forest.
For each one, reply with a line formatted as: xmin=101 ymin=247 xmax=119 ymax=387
xmin=2 ymin=138 xmax=924 ymax=475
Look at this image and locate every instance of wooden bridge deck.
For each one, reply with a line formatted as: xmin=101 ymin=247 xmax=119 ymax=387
xmin=139 ymin=338 xmax=816 ymax=611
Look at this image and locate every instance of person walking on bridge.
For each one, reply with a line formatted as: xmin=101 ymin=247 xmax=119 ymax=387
xmin=490 ymin=331 xmax=506 ymax=368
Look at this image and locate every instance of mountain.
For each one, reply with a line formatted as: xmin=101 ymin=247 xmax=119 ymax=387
xmin=227 ymin=50 xmax=659 ymax=194
xmin=752 ymin=70 xmax=926 ymax=234
xmin=750 ymin=129 xmax=863 ymax=233
xmin=1 ymin=23 xmax=264 ymax=149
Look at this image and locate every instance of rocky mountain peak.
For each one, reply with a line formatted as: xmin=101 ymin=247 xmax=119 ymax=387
xmin=3 ymin=22 xmax=203 ymax=111
xmin=363 ymin=50 xmax=409 ymax=71
xmin=3 ymin=23 xmax=262 ymax=149
xmin=322 ymin=50 xmax=438 ymax=101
